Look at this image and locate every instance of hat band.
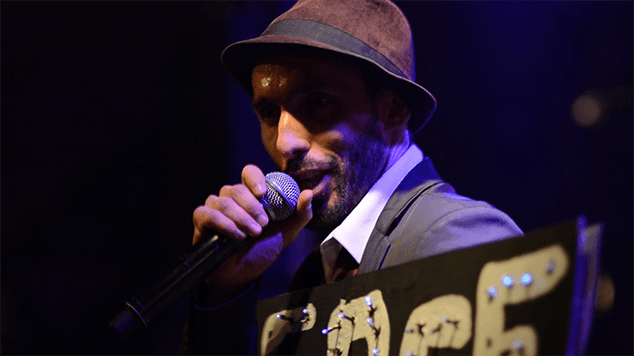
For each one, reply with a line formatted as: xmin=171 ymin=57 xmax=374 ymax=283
xmin=261 ymin=19 xmax=407 ymax=80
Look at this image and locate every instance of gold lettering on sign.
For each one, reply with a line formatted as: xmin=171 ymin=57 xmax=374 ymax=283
xmin=399 ymin=294 xmax=472 ymax=356
xmin=324 ymin=290 xmax=390 ymax=356
xmin=473 ymin=244 xmax=569 ymax=356
xmin=260 ymin=303 xmax=316 ymax=356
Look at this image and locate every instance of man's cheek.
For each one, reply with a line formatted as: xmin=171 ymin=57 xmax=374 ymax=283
xmin=261 ymin=129 xmax=284 ymax=167
xmin=324 ymin=176 xmax=343 ymax=208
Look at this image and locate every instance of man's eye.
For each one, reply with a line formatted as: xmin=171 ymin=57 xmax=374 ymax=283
xmin=259 ymin=106 xmax=280 ymax=121
xmin=307 ymin=95 xmax=331 ymax=110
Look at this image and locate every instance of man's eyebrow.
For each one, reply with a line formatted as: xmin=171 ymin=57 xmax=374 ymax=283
xmin=251 ymin=98 xmax=268 ymax=112
xmin=251 ymin=82 xmax=329 ymax=111
xmin=297 ymin=83 xmax=326 ymax=93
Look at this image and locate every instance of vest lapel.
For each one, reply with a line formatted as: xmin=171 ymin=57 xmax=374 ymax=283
xmin=358 ymin=157 xmax=443 ymax=274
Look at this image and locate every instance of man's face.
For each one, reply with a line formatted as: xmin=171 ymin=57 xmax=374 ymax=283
xmin=251 ymin=54 xmax=390 ymax=231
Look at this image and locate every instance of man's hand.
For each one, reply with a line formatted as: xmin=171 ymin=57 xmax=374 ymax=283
xmin=192 ymin=164 xmax=313 ymax=305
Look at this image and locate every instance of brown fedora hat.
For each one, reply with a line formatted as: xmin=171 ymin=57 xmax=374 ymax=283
xmin=221 ymin=0 xmax=437 ymax=134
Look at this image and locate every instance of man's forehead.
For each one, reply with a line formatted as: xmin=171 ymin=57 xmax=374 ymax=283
xmin=253 ymin=48 xmax=359 ymax=73
xmin=251 ymin=55 xmax=362 ymax=91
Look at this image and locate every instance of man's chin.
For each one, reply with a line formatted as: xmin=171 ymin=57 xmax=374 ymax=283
xmin=306 ymin=214 xmax=342 ymax=232
xmin=305 ymin=196 xmax=348 ymax=232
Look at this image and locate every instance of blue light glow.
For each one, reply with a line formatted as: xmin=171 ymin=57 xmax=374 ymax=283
xmin=521 ymin=273 xmax=533 ymax=286
xmin=487 ymin=285 xmax=498 ymax=298
xmin=501 ymin=275 xmax=514 ymax=288
xmin=365 ymin=296 xmax=373 ymax=307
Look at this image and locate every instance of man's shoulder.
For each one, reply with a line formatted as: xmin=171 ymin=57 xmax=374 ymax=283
xmin=385 ymin=183 xmax=523 ymax=263
xmin=387 ymin=157 xmax=520 ymax=238
xmin=359 ymin=156 xmax=523 ymax=272
xmin=403 ymin=183 xmax=519 ymax=234
xmin=407 ymin=182 xmax=502 ymax=224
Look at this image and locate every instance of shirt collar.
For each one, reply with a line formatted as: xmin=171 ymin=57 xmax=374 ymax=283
xmin=320 ymin=144 xmax=424 ymax=276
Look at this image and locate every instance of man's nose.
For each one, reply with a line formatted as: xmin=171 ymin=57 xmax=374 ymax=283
xmin=276 ymin=110 xmax=310 ymax=159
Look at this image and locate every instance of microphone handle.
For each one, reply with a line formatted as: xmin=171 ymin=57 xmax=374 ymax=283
xmin=109 ymin=234 xmax=251 ymax=340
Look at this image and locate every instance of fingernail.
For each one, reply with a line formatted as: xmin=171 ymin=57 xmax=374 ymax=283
xmin=250 ymin=221 xmax=262 ymax=236
xmin=306 ymin=203 xmax=312 ymax=211
xmin=256 ymin=213 xmax=269 ymax=226
xmin=255 ymin=183 xmax=266 ymax=196
xmin=235 ymin=230 xmax=247 ymax=240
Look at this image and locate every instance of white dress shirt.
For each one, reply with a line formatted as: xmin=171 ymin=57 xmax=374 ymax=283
xmin=320 ymin=144 xmax=424 ymax=280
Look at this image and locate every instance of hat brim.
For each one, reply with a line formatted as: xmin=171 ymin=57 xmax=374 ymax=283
xmin=221 ymin=35 xmax=437 ymax=134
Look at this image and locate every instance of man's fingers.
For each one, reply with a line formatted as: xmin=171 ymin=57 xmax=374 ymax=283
xmin=296 ymin=189 xmax=314 ymax=224
xmin=193 ymin=205 xmax=247 ymax=242
xmin=218 ymin=184 xmax=269 ymax=226
xmin=195 ymin=196 xmax=263 ymax=239
xmin=241 ymin=164 xmax=267 ymax=197
xmin=280 ymin=189 xmax=313 ymax=246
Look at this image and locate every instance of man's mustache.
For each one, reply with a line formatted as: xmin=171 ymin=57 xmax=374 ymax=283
xmin=285 ymin=155 xmax=337 ymax=175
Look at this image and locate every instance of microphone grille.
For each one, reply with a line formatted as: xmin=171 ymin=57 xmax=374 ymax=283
xmin=263 ymin=172 xmax=300 ymax=221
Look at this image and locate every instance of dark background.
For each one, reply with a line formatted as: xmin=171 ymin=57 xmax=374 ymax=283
xmin=2 ymin=1 xmax=632 ymax=354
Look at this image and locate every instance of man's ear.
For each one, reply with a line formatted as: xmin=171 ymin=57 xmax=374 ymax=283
xmin=376 ymin=88 xmax=412 ymax=130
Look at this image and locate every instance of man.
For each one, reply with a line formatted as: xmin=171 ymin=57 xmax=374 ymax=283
xmin=183 ymin=0 xmax=522 ymax=354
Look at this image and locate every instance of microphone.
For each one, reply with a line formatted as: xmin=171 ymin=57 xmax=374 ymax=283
xmin=108 ymin=172 xmax=300 ymax=340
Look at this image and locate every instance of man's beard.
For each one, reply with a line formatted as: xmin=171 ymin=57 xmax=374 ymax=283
xmin=288 ymin=120 xmax=389 ymax=232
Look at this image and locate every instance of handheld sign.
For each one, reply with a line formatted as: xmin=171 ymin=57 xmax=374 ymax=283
xmin=256 ymin=217 xmax=601 ymax=356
